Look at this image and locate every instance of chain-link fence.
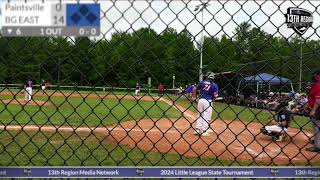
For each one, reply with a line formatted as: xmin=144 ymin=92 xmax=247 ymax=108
xmin=0 ymin=0 xmax=320 ymax=168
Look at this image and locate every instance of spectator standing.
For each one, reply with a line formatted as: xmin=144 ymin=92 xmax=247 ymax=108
xmin=158 ymin=83 xmax=164 ymax=96
xmin=306 ymin=70 xmax=320 ymax=153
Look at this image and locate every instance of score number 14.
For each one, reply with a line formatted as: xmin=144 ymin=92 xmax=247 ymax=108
xmin=53 ymin=15 xmax=64 ymax=25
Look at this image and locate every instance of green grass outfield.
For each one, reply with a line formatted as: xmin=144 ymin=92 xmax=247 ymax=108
xmin=0 ymin=91 xmax=314 ymax=130
xmin=0 ymin=95 xmax=181 ymax=127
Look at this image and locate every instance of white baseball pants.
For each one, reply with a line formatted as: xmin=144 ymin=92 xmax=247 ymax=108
xmin=25 ymin=87 xmax=32 ymax=101
xmin=196 ymin=98 xmax=212 ymax=132
xmin=265 ymin=125 xmax=288 ymax=134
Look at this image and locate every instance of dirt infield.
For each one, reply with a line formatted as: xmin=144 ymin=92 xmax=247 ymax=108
xmin=0 ymin=91 xmax=318 ymax=164
xmin=106 ymin=98 xmax=318 ymax=164
xmin=1 ymin=99 xmax=51 ymax=106
xmin=107 ymin=118 xmax=318 ymax=165
xmin=0 ymin=118 xmax=317 ymax=165
xmin=0 ymin=91 xmax=157 ymax=101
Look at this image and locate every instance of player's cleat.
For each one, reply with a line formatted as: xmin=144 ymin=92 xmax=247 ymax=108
xmin=260 ymin=128 xmax=269 ymax=135
xmin=206 ymin=128 xmax=214 ymax=133
xmin=310 ymin=137 xmax=315 ymax=145
xmin=272 ymin=135 xmax=279 ymax=141
xmin=206 ymin=128 xmax=213 ymax=133
xmin=193 ymin=129 xmax=201 ymax=135
xmin=276 ymin=134 xmax=286 ymax=142
xmin=306 ymin=147 xmax=320 ymax=153
xmin=201 ymin=131 xmax=210 ymax=137
xmin=311 ymin=139 xmax=315 ymax=145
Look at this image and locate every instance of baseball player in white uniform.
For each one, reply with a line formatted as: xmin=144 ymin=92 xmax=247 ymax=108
xmin=41 ymin=80 xmax=46 ymax=90
xmin=194 ymin=72 xmax=219 ymax=136
xmin=135 ymin=82 xmax=141 ymax=96
xmin=24 ymin=78 xmax=33 ymax=102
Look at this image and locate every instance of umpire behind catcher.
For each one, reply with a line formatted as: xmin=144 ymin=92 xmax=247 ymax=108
xmin=306 ymin=70 xmax=320 ymax=153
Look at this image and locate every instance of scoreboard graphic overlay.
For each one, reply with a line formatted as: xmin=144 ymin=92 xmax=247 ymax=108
xmin=1 ymin=1 xmax=100 ymax=37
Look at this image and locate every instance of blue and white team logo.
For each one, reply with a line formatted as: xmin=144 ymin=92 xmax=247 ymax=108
xmin=136 ymin=168 xmax=144 ymax=176
xmin=270 ymin=168 xmax=279 ymax=176
xmin=23 ymin=168 xmax=32 ymax=176
xmin=285 ymin=7 xmax=313 ymax=35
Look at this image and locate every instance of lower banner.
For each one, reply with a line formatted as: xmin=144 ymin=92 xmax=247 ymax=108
xmin=0 ymin=167 xmax=319 ymax=178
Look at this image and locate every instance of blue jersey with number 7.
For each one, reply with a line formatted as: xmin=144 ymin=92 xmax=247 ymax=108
xmin=197 ymin=80 xmax=219 ymax=100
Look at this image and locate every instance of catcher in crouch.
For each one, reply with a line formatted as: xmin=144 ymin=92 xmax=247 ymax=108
xmin=260 ymin=101 xmax=292 ymax=142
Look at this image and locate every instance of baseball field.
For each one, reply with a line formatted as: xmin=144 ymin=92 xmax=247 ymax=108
xmin=0 ymin=89 xmax=319 ymax=166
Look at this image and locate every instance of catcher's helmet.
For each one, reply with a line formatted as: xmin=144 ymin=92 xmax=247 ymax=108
xmin=206 ymin=72 xmax=215 ymax=79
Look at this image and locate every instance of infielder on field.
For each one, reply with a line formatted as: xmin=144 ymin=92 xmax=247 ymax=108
xmin=194 ymin=72 xmax=219 ymax=137
xmin=135 ymin=82 xmax=141 ymax=96
xmin=41 ymin=79 xmax=46 ymax=94
xmin=24 ymin=78 xmax=33 ymax=102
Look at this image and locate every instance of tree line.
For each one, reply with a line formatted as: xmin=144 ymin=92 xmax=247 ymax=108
xmin=0 ymin=22 xmax=319 ymax=92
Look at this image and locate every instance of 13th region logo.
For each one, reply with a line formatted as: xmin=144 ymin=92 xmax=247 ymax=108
xmin=285 ymin=7 xmax=313 ymax=35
